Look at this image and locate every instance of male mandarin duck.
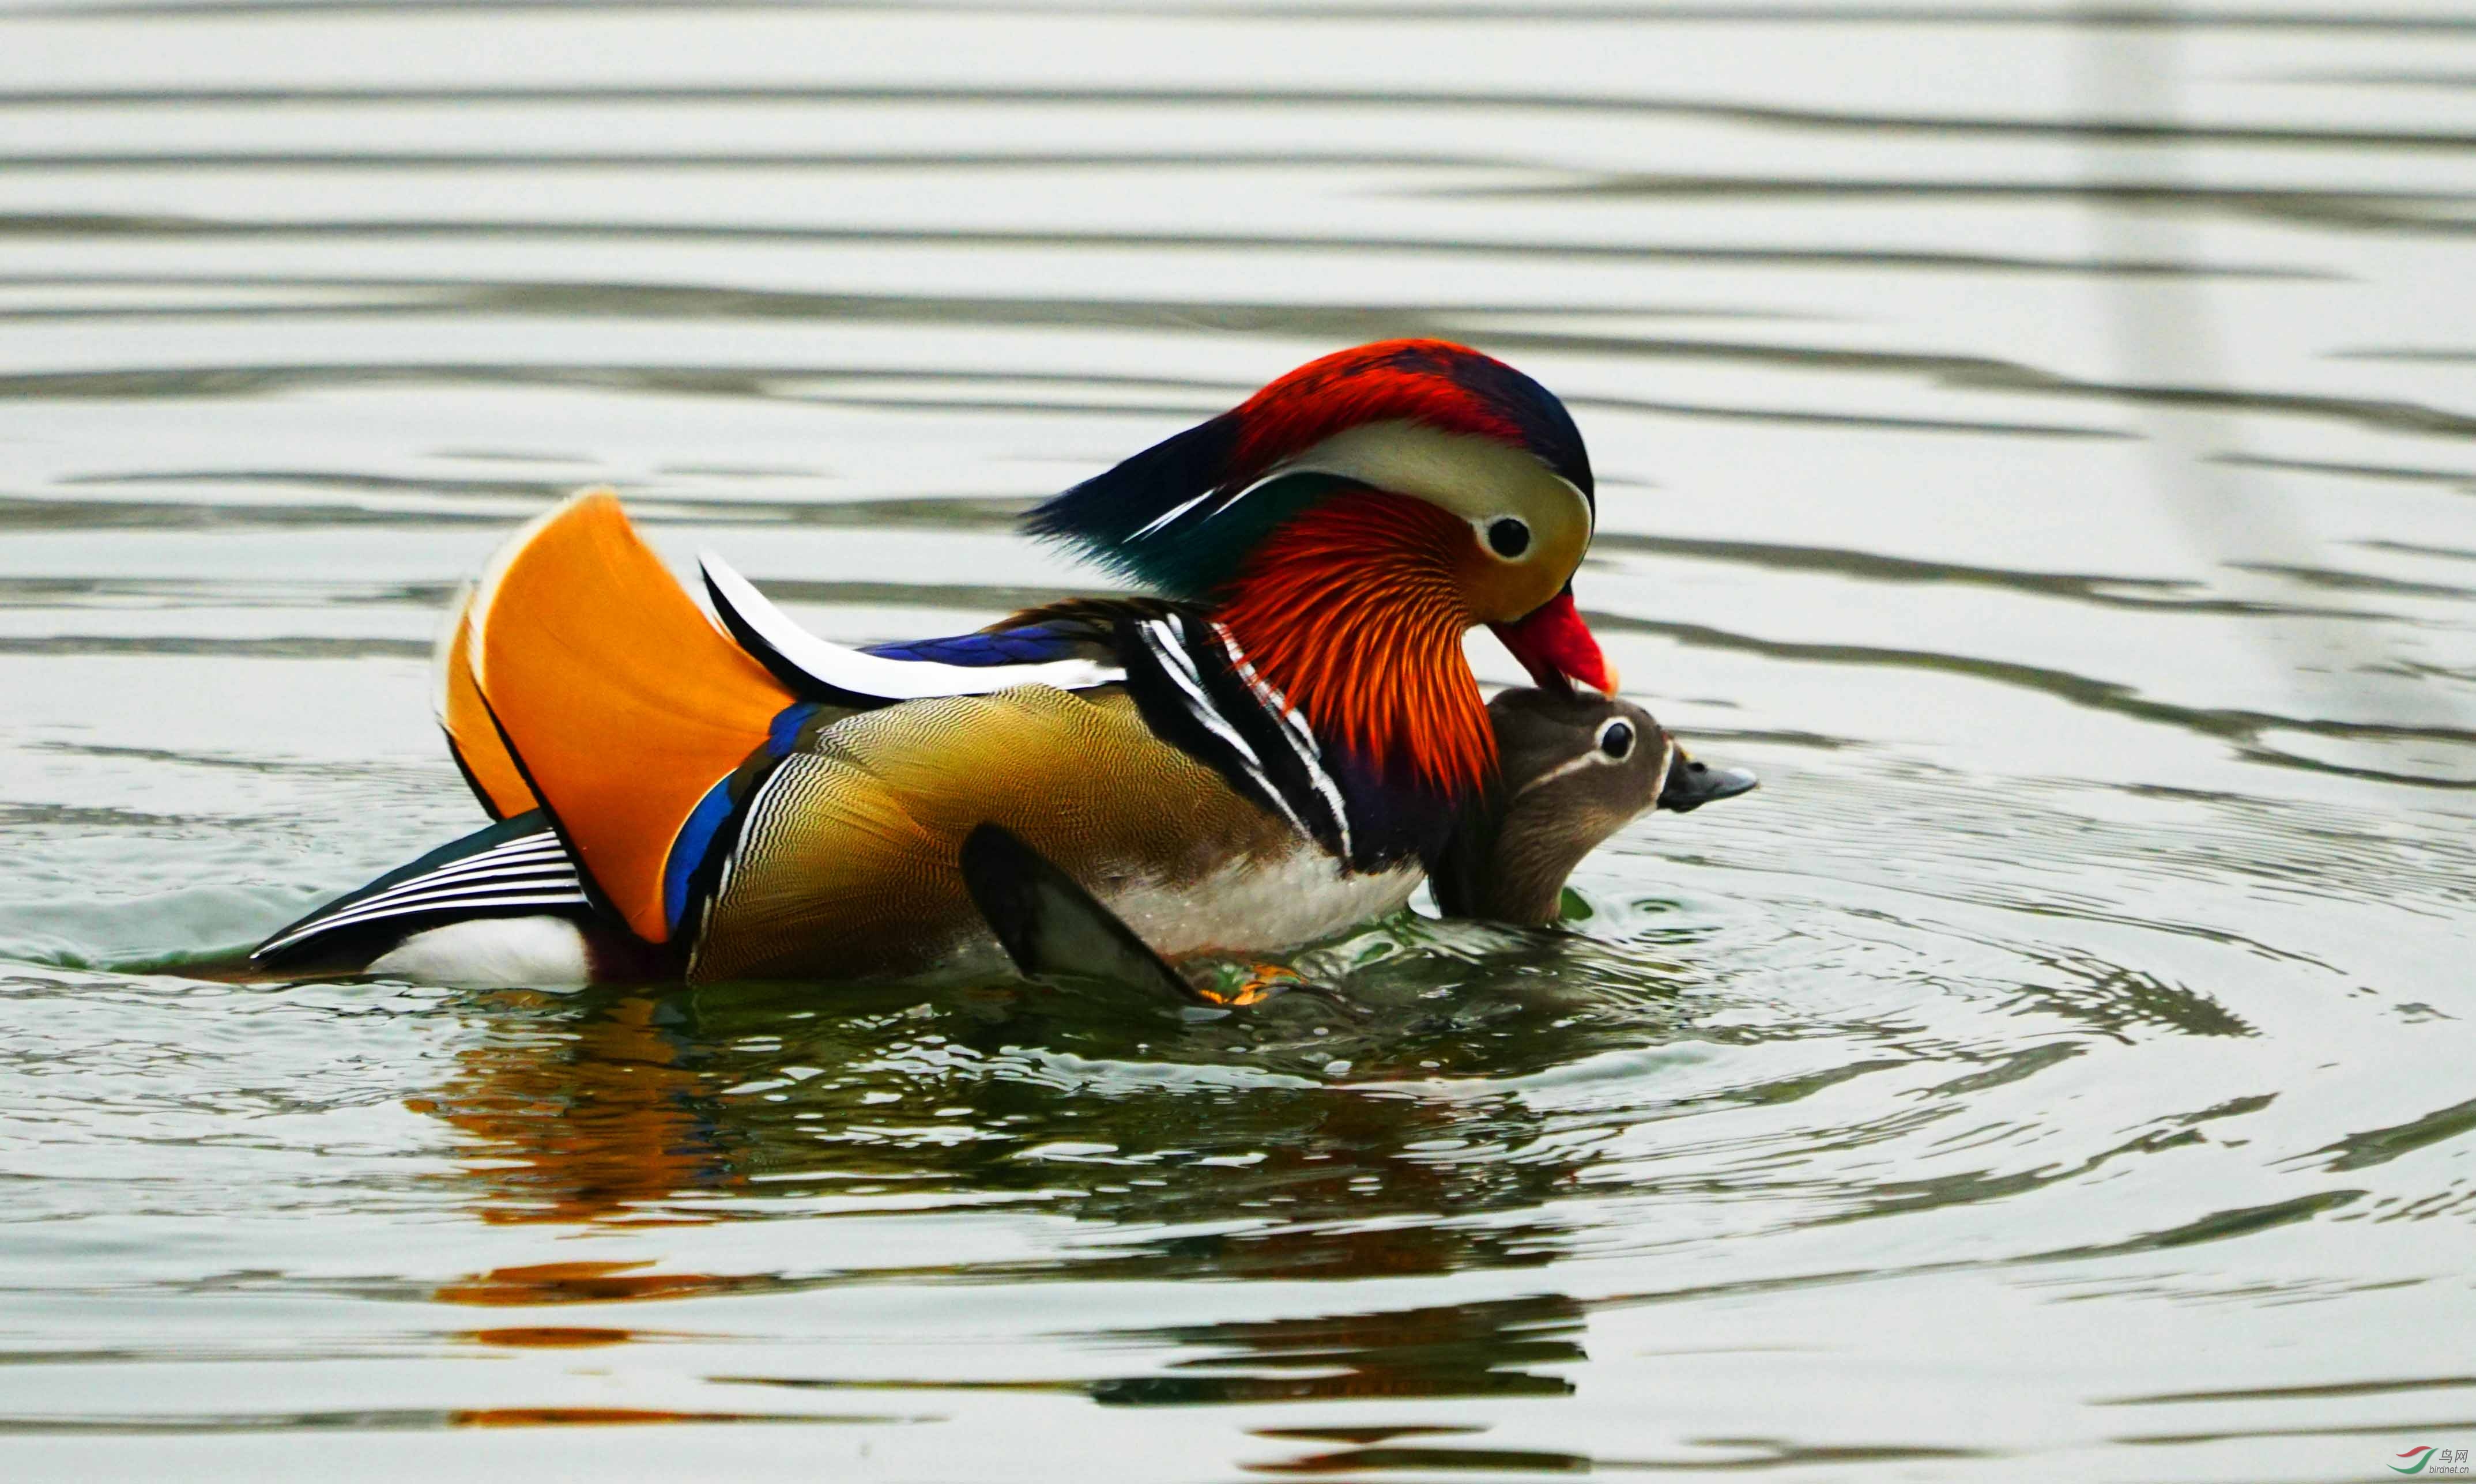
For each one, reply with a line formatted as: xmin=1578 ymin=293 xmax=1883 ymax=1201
xmin=253 ymin=339 xmax=1751 ymax=987
xmin=963 ymin=689 xmax=1757 ymax=1006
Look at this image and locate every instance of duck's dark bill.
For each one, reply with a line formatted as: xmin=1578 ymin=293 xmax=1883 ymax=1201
xmin=1659 ymin=756 xmax=1759 ymax=813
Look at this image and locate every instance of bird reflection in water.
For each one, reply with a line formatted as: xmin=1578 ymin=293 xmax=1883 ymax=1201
xmin=1090 ymin=1292 xmax=1585 ymax=1406
xmin=408 ymin=945 xmax=1691 ymax=1327
xmin=400 ymin=957 xmax=1708 ymax=1422
xmin=409 ymin=988 xmax=740 ymax=1229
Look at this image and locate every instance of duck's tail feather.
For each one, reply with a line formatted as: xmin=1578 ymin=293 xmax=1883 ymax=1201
xmin=466 ymin=489 xmax=797 ymax=943
xmin=958 ymin=822 xmax=1207 ymax=1005
xmin=253 ymin=811 xmax=591 ymax=967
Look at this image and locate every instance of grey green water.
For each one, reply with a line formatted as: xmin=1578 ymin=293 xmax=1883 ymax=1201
xmin=3 ymin=2 xmax=2475 ymax=1479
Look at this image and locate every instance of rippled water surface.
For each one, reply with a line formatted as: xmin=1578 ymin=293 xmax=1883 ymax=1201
xmin=4 ymin=2 xmax=2475 ymax=1479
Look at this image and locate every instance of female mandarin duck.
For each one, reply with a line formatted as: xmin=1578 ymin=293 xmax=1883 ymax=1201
xmin=254 ymin=339 xmax=1749 ymax=986
xmin=963 ymin=688 xmax=1757 ymax=1007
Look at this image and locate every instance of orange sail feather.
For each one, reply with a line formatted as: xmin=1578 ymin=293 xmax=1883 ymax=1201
xmin=434 ymin=584 xmax=539 ymax=820
xmin=466 ymin=490 xmax=793 ymax=943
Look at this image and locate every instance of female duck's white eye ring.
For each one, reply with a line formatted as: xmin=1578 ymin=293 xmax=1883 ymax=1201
xmin=1485 ymin=516 xmax=1532 ymax=560
xmin=1596 ymin=719 xmax=1635 ymax=761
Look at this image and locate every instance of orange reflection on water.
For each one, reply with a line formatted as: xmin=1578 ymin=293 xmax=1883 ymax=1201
xmin=447 ymin=1407 xmax=814 ymax=1428
xmin=409 ymin=992 xmax=736 ymax=1226
xmin=435 ymin=1259 xmax=775 ymax=1308
xmin=457 ymin=1325 xmax=636 ymax=1348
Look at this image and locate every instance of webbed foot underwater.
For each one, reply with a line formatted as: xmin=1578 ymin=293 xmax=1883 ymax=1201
xmin=251 ymin=340 xmax=1754 ymax=990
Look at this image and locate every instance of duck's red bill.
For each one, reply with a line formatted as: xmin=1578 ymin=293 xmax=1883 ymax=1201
xmin=1490 ymin=590 xmax=1618 ymax=696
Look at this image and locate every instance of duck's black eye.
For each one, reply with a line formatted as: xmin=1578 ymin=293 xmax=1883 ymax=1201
xmin=1598 ymin=720 xmax=1634 ymax=760
xmin=1487 ymin=517 xmax=1532 ymax=559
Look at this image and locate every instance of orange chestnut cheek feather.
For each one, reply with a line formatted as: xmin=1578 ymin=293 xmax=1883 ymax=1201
xmin=1212 ymin=492 xmax=1496 ymax=798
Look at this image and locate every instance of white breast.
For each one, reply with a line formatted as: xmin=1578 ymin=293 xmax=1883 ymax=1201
xmin=1098 ymin=847 xmax=1424 ymax=962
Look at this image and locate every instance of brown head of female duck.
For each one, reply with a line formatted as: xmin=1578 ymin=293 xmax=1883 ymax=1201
xmin=962 ymin=688 xmax=1756 ymax=1003
xmin=1428 ymin=688 xmax=1757 ymax=926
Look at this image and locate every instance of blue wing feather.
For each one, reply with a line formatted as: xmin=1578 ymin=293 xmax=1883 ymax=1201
xmin=860 ymin=624 xmax=1090 ymax=667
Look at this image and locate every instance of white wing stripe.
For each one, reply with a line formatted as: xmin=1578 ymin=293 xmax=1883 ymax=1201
xmin=265 ymin=880 xmax=589 ymax=939
xmin=353 ymin=863 xmax=582 ymax=905
xmin=701 ymin=550 xmax=1125 ymax=700
xmin=1213 ymin=624 xmax=1352 ymax=860
xmin=253 ymin=833 xmax=585 ymax=958
xmin=258 ymin=888 xmax=590 ymax=956
xmin=1151 ymin=614 xmax=1211 ymax=688
xmin=360 ymin=840 xmax=567 ymax=893
xmin=323 ymin=856 xmax=569 ymax=905
xmin=434 ymin=837 xmax=566 ymax=864
xmin=258 ymin=881 xmax=590 ymax=954
xmin=1143 ymin=622 xmax=1255 ymax=765
xmin=299 ymin=866 xmax=585 ymax=922
xmin=1141 ymin=618 xmax=1312 ymax=840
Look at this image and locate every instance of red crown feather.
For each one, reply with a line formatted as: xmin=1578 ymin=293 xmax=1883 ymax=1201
xmin=1223 ymin=341 xmax=1528 ymax=482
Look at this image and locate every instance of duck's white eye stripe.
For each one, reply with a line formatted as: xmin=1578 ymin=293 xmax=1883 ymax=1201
xmin=1512 ymin=748 xmax=1603 ymax=799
